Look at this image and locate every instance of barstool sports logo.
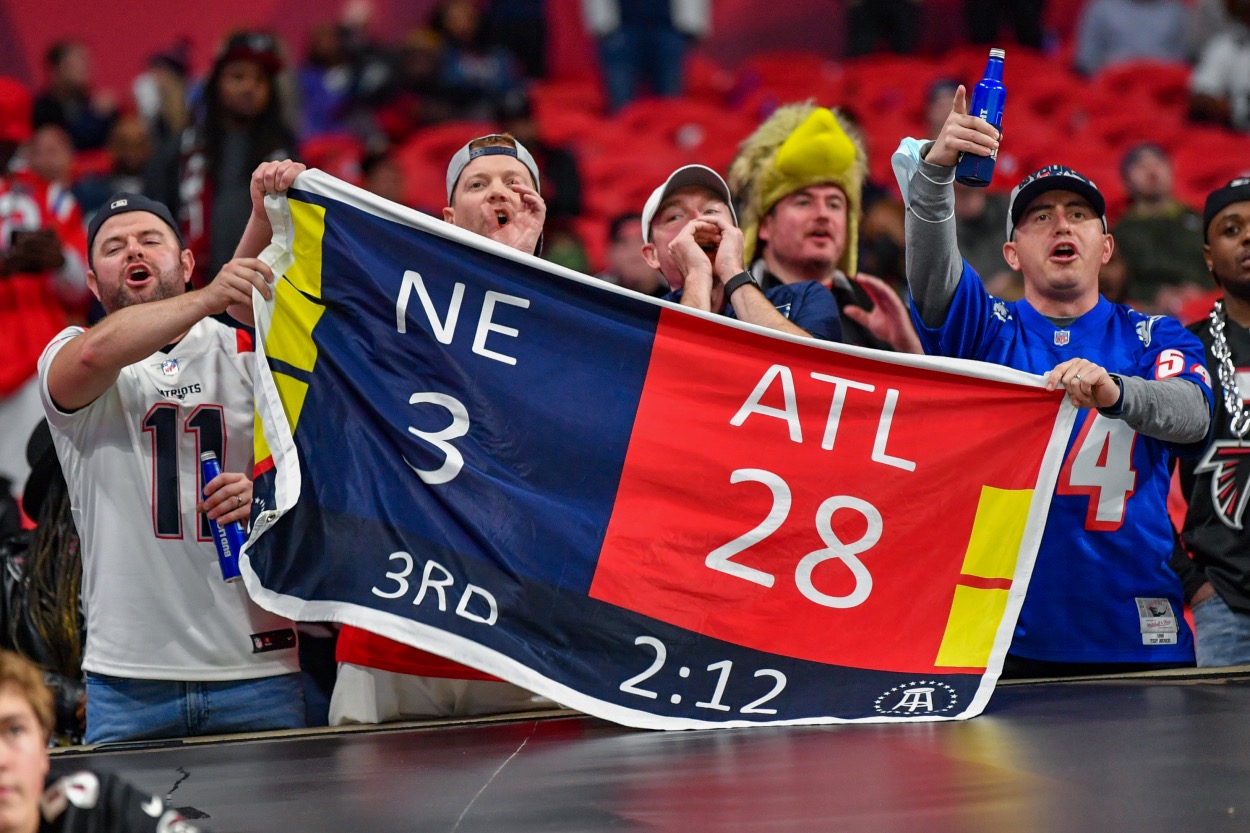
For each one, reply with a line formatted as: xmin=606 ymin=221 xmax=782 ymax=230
xmin=874 ymin=681 xmax=960 ymax=716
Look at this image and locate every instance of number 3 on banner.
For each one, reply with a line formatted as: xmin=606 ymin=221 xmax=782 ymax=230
xmin=706 ymin=468 xmax=882 ymax=608
xmin=404 ymin=392 xmax=469 ymax=485
xmin=1056 ymin=414 xmax=1137 ymax=531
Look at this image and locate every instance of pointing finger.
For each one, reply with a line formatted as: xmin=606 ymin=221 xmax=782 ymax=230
xmin=953 ymin=85 xmax=968 ymax=117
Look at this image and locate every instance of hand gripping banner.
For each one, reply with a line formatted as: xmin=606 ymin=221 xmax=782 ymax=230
xmin=245 ymin=170 xmax=1075 ymax=729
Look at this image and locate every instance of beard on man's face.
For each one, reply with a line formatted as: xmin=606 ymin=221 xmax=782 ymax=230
xmin=99 ymin=268 xmax=187 ymax=314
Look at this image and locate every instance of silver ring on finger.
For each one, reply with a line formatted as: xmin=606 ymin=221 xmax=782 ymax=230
xmin=235 ymin=494 xmax=244 ymax=508
xmin=1073 ymin=374 xmax=1082 ymax=383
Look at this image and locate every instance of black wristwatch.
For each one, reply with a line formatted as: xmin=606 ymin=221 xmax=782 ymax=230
xmin=724 ymin=270 xmax=761 ymax=298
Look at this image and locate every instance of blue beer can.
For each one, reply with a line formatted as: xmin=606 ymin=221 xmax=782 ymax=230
xmin=200 ymin=451 xmax=246 ymax=583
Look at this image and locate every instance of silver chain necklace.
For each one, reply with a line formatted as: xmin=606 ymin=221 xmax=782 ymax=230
xmin=1209 ymin=299 xmax=1250 ymax=438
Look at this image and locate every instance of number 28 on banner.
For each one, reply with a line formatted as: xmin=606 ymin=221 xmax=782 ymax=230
xmin=707 ymin=468 xmax=882 ymax=608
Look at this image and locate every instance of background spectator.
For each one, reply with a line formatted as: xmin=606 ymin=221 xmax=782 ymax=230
xmin=22 ymin=124 xmax=74 ymax=190
xmin=845 ymin=0 xmax=921 ymax=57
xmin=297 ymin=22 xmax=359 ymax=139
xmin=73 ymin=114 xmax=156 ymax=221
xmin=1184 ymin=0 xmax=1235 ymax=61
xmin=494 ymin=89 xmax=587 ymax=269
xmin=361 ymin=146 xmax=408 ymax=206
xmin=430 ymin=0 xmax=523 ymax=122
xmin=597 ymin=212 xmax=667 ymax=296
xmin=482 ymin=0 xmax=548 ymax=80
xmin=374 ymin=27 xmax=455 ymax=143
xmin=1111 ymin=142 xmax=1211 ymax=311
xmin=165 ymin=31 xmax=297 ymax=284
xmin=0 ymin=77 xmax=89 ymax=501
xmin=31 ymin=40 xmax=117 ymax=152
xmin=582 ymin=0 xmax=710 ymax=112
xmin=1073 ymin=0 xmax=1187 ymax=76
xmin=1188 ymin=0 xmax=1250 ymax=131
xmin=965 ymin=0 xmax=1046 ymax=49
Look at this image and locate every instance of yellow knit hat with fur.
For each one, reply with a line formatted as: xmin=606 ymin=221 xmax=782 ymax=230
xmin=728 ymin=103 xmax=867 ymax=277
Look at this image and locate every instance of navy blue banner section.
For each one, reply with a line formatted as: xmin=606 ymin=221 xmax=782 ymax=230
xmin=262 ymin=188 xmax=660 ymax=595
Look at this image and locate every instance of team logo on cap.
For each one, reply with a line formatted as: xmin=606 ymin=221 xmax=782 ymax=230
xmin=109 ymin=198 xmax=128 ymax=209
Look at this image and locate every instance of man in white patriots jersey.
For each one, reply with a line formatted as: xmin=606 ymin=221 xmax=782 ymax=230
xmin=1174 ymin=177 xmax=1250 ymax=666
xmin=37 ymin=161 xmax=309 ymax=743
xmin=902 ymin=86 xmax=1214 ymax=676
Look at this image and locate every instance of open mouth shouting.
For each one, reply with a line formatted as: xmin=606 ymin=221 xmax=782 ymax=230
xmin=495 ymin=208 xmax=511 ymax=227
xmin=1049 ymin=240 xmax=1079 ymax=263
xmin=124 ymin=263 xmax=153 ymax=286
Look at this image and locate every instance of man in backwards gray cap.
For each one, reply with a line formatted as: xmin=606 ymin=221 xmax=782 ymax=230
xmin=442 ymin=133 xmax=546 ymax=255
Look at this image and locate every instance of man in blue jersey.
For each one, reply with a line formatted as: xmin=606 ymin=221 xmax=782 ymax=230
xmin=641 ymin=164 xmax=842 ymax=340
xmin=903 ymin=86 xmax=1214 ymax=677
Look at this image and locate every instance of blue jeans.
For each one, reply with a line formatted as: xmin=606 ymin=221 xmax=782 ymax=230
xmin=1192 ymin=592 xmax=1250 ymax=667
xmin=597 ymin=24 xmax=688 ymax=111
xmin=85 ymin=672 xmax=306 ymax=744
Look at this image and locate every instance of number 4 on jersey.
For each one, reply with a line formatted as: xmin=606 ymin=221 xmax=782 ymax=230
xmin=1056 ymin=413 xmax=1138 ymax=531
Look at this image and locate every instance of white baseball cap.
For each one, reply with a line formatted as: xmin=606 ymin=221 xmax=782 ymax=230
xmin=641 ymin=164 xmax=738 ymax=243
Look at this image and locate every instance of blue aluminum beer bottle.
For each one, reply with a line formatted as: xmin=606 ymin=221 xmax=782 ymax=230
xmin=200 ymin=451 xmax=245 ymax=583
xmin=955 ymin=47 xmax=1006 ymax=187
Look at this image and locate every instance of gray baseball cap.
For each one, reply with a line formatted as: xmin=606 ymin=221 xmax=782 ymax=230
xmin=445 ymin=135 xmax=541 ymax=202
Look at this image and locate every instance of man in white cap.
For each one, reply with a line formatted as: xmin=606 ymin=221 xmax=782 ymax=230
xmin=641 ymin=163 xmax=841 ymax=340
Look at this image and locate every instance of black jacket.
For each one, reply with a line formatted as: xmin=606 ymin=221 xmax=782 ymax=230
xmin=1173 ymin=314 xmax=1250 ymax=613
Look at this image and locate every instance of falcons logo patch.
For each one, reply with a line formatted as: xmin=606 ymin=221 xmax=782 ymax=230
xmin=1195 ymin=441 xmax=1250 ymax=529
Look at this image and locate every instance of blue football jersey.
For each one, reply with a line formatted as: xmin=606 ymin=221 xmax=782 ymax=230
xmin=911 ymin=263 xmax=1214 ymax=664
xmin=665 ymin=281 xmax=843 ymax=342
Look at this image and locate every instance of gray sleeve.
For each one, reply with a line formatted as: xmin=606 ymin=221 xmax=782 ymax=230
xmin=904 ymin=149 xmax=964 ymax=329
xmin=1108 ymin=375 xmax=1211 ymax=444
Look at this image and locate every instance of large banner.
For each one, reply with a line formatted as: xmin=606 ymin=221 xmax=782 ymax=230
xmin=245 ymin=170 xmax=1076 ymax=729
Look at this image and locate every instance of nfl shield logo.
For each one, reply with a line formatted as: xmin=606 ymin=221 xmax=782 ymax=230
xmin=1054 ymin=330 xmax=1070 ymax=346
xmin=161 ymin=358 xmax=179 ymax=376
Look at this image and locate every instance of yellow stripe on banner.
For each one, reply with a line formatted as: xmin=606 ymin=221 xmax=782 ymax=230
xmin=935 ymin=486 xmax=1033 ymax=669
xmin=960 ymin=486 xmax=1032 ymax=581
xmin=936 ymin=585 xmax=1011 ymax=669
xmin=255 ymin=199 xmax=327 ymax=466
xmin=266 ymin=278 xmax=327 ymax=374
xmin=254 ymin=409 xmax=271 ymax=469
xmin=285 ymin=200 xmax=326 ymax=300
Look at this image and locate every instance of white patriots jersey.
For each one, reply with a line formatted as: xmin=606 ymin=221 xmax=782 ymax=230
xmin=39 ymin=319 xmax=298 ymax=680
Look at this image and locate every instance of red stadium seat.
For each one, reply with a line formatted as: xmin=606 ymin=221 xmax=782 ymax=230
xmin=1094 ymin=61 xmax=1191 ymax=111
xmin=299 ymin=133 xmax=365 ymax=186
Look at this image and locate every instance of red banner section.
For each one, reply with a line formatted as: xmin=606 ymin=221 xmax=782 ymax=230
xmin=592 ymin=308 xmax=1063 ymax=675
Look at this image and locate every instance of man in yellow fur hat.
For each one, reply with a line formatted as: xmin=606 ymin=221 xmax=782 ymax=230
xmin=728 ymin=103 xmax=921 ymax=352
